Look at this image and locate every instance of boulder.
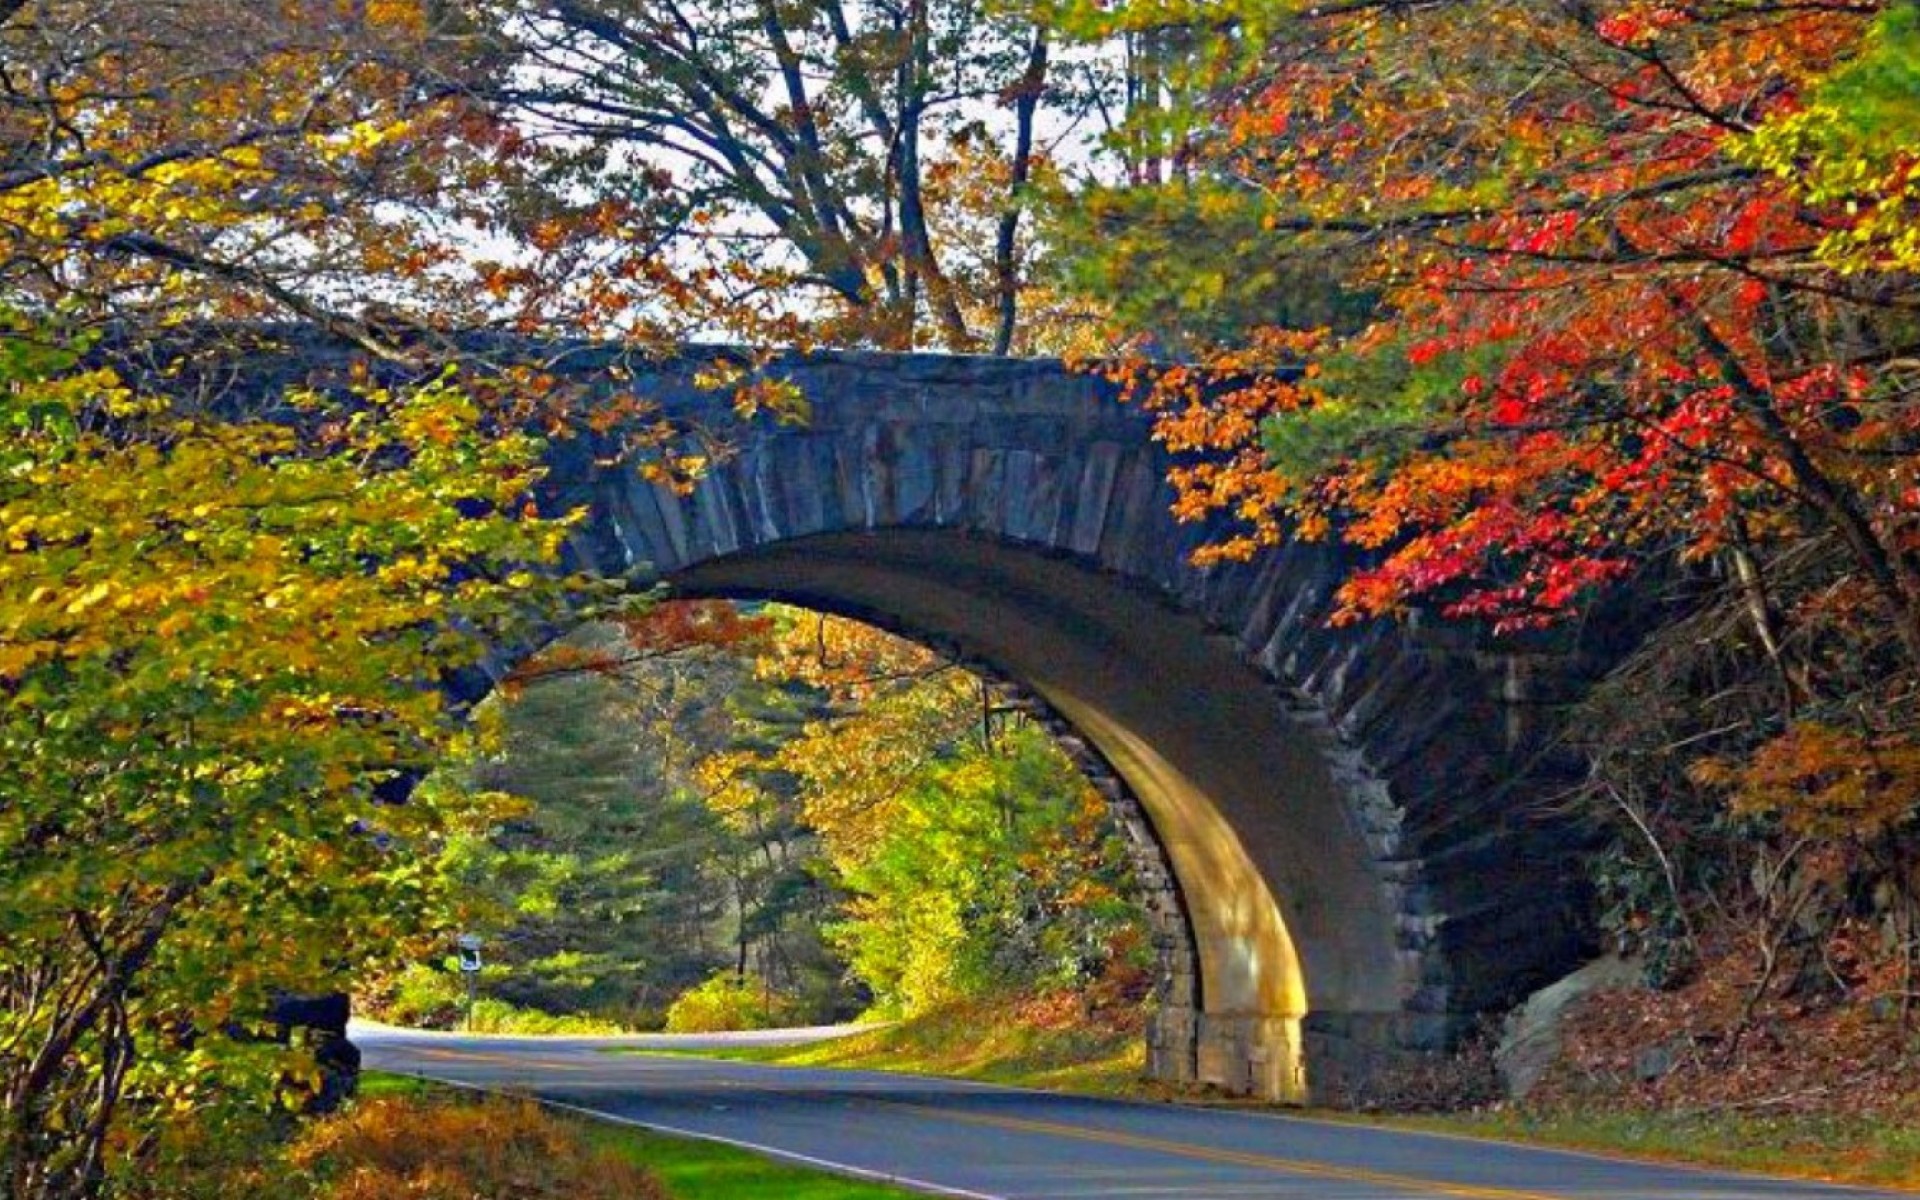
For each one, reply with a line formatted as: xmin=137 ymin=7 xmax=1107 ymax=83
xmin=1496 ymin=954 xmax=1643 ymax=1101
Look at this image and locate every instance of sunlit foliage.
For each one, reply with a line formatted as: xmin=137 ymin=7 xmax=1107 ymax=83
xmin=0 ymin=335 xmax=573 ymax=1199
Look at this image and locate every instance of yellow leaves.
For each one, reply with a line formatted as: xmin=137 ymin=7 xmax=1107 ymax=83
xmin=1731 ymin=5 xmax=1920 ymax=277
xmin=734 ymin=376 xmax=811 ymax=425
xmin=151 ymin=603 xmax=203 ymax=640
xmin=692 ymin=360 xmax=813 ymax=426
xmin=1692 ymin=722 xmax=1920 ymax=840
xmin=0 ymin=641 xmax=54 ymax=679
xmin=362 ymin=0 xmax=433 ymax=34
xmin=340 ymin=116 xmax=415 ymax=158
xmin=1 ymin=362 xmax=570 ymax=747
xmin=0 ymin=0 xmax=509 ymax=349
xmin=0 ymin=151 xmax=279 ymax=254
xmin=637 ymin=456 xmax=708 ymax=496
xmin=4 ymin=516 xmax=38 ymax=553
xmin=0 ymin=178 xmax=74 ymax=243
xmin=63 ymin=581 xmax=112 ymax=616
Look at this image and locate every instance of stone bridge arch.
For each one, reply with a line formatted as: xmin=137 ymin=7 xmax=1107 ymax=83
xmin=200 ymin=334 xmax=1595 ymax=1104
xmin=525 ymin=345 xmax=1594 ymax=1104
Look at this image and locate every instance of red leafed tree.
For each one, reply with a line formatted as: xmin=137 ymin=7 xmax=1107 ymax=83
xmin=1067 ymin=0 xmax=1920 ymax=1055
xmin=1085 ymin=0 xmax=1919 ymax=644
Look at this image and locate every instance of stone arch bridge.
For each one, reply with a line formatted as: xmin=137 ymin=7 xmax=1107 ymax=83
xmin=204 ymin=335 xmax=1602 ymax=1105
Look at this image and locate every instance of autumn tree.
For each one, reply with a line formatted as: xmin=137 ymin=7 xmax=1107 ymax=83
xmin=1062 ymin=0 xmax=1920 ymax=1032
xmin=712 ymin=610 xmax=1148 ymax=1017
xmin=464 ymin=0 xmax=1166 ymax=353
xmin=0 ymin=338 xmax=576 ymax=1200
xmin=0 ymin=7 xmax=688 ymax=1195
xmin=0 ymin=0 xmax=695 ymax=354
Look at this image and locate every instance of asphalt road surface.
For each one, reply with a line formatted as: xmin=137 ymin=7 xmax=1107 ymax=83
xmin=355 ymin=1024 xmax=1915 ymax=1200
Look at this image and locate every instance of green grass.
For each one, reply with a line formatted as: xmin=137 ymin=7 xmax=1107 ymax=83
xmin=354 ymin=1071 xmax=923 ymax=1199
xmin=583 ymin=1123 xmax=927 ymax=1199
xmin=632 ymin=998 xmax=1147 ymax=1096
xmin=355 ymin=1069 xmax=439 ymax=1099
xmin=1343 ymin=1107 xmax=1920 ymax=1192
xmin=462 ymin=997 xmax=640 ymax=1036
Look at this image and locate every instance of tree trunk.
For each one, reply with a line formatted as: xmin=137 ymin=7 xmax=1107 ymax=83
xmin=992 ymin=28 xmax=1048 ymax=356
xmin=897 ymin=0 xmax=974 ymax=351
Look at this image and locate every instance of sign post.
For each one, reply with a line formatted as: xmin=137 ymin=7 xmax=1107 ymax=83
xmin=455 ymin=934 xmax=484 ymax=1032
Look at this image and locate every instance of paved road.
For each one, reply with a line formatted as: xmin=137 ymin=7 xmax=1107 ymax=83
xmin=356 ymin=1024 xmax=1914 ymax=1200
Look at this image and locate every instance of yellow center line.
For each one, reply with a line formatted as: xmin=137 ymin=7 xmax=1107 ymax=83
xmin=407 ymin=1046 xmax=600 ymax=1073
xmin=873 ymin=1102 xmax=1574 ymax=1200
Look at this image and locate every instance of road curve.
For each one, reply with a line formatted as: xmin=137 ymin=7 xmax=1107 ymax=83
xmin=355 ymin=1025 xmax=1915 ymax=1200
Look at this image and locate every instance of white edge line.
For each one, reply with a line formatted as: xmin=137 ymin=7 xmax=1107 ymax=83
xmin=390 ymin=1069 xmax=1009 ymax=1200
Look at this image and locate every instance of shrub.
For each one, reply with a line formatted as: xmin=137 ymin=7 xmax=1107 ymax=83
xmin=663 ymin=972 xmax=803 ymax=1033
xmin=112 ymin=1101 xmax=308 ymax=1200
xmin=291 ymin=1096 xmax=666 ymax=1200
xmin=464 ymin=998 xmax=632 ymax=1035
xmin=366 ymin=962 xmax=467 ymax=1030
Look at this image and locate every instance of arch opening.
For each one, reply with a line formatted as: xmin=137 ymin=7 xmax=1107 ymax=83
xmin=437 ymin=599 xmax=1186 ymax=1048
xmin=669 ymin=528 xmax=1414 ymax=1103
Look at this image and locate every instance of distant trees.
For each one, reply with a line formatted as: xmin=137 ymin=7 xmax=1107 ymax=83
xmin=415 ymin=605 xmax=1149 ymax=1031
xmin=703 ymin=611 xmax=1148 ymax=1019
xmin=440 ymin=630 xmax=738 ymax=1021
xmin=418 ymin=609 xmax=859 ymax=1028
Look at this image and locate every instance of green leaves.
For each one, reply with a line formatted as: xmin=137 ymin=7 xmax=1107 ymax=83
xmin=1739 ymin=5 xmax=1920 ymax=275
xmin=1048 ymin=182 xmax=1371 ymax=353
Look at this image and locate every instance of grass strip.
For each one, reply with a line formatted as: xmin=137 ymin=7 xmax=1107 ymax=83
xmin=627 ymin=1001 xmax=1145 ymax=1097
xmin=1355 ymin=1107 xmax=1920 ymax=1193
xmin=582 ymin=1123 xmax=937 ymax=1200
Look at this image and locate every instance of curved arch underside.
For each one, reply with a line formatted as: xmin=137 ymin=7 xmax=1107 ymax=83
xmin=675 ymin=530 xmax=1388 ymax=1101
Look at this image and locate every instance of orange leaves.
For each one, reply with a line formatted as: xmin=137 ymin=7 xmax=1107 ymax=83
xmin=752 ymin=608 xmax=942 ymax=700
xmin=614 ymin=600 xmax=776 ymax=657
xmin=506 ymin=602 xmax=777 ymax=691
xmin=1693 ymin=723 xmax=1920 ymax=841
xmin=292 ymin=1096 xmax=667 ymax=1200
xmin=0 ymin=1 xmax=697 ymax=343
xmin=1594 ymin=5 xmax=1690 ymax=50
xmin=1091 ymin=0 xmax=1920 ymax=637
